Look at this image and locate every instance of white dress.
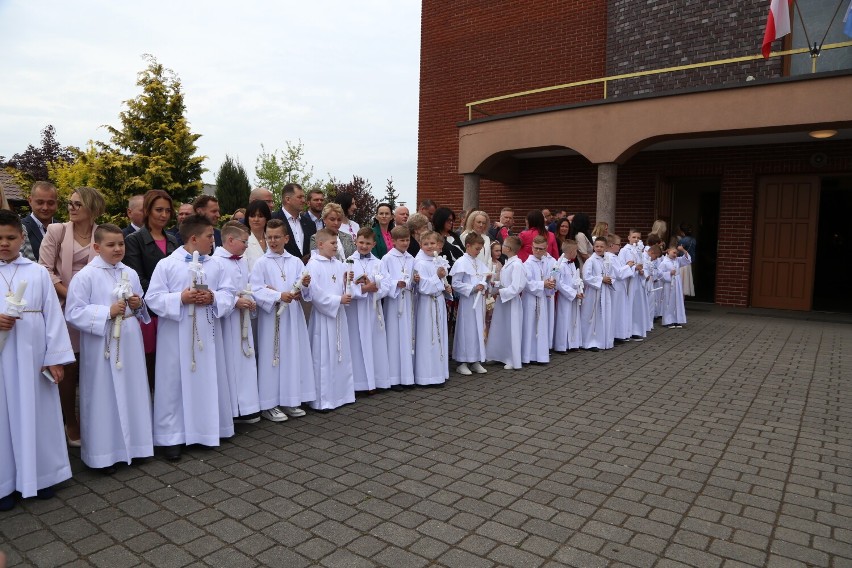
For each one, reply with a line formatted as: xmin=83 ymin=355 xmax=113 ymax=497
xmin=580 ymin=253 xmax=615 ymax=350
xmin=145 ymin=247 xmax=236 ymax=447
xmin=449 ymin=253 xmax=488 ymax=363
xmin=660 ymin=253 xmax=692 ymax=325
xmin=211 ymin=248 xmax=260 ymax=417
xmin=553 ymin=257 xmax=582 ymax=351
xmin=485 ymin=256 xmax=526 ymax=368
xmin=381 ymin=248 xmax=416 ymax=385
xmin=65 ymin=257 xmax=153 ymax=468
xmin=619 ymin=244 xmax=649 ymax=338
xmin=305 ymin=254 xmax=355 ymax=410
xmin=250 ymin=251 xmax=316 ymax=409
xmin=0 ymin=257 xmax=74 ymax=497
xmin=346 ymin=252 xmax=391 ymax=391
xmin=413 ymin=251 xmax=449 ymax=385
xmin=244 ymin=233 xmax=266 ymax=272
xmin=608 ymin=251 xmax=634 ymax=340
xmin=521 ymin=255 xmax=556 ymax=364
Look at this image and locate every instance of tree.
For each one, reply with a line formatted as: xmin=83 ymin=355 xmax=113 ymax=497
xmin=215 ymin=155 xmax=251 ymax=215
xmin=255 ymin=140 xmax=323 ymax=209
xmin=332 ymin=175 xmax=379 ymax=227
xmin=6 ymin=125 xmax=75 ymax=184
xmin=47 ymin=143 xmax=128 ymax=223
xmin=103 ymin=54 xmax=206 ymax=210
xmin=383 ymin=177 xmax=400 ymax=209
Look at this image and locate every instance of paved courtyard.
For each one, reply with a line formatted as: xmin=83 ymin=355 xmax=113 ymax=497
xmin=1 ymin=307 xmax=850 ymax=567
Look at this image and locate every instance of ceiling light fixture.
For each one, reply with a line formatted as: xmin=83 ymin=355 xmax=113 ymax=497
xmin=809 ymin=130 xmax=837 ymax=139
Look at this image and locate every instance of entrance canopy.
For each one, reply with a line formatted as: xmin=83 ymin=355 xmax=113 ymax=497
xmin=458 ymin=71 xmax=852 ymax=180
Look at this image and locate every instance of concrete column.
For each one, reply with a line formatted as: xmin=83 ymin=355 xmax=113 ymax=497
xmin=463 ymin=173 xmax=480 ymax=212
xmin=596 ymin=163 xmax=618 ymax=229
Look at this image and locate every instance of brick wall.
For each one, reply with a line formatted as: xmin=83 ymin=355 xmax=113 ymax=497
xmin=605 ymin=0 xmax=784 ymax=98
xmin=418 ymin=0 xmax=608 ymax=210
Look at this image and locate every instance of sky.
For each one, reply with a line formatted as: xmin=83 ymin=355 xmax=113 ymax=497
xmin=0 ymin=0 xmax=422 ymax=207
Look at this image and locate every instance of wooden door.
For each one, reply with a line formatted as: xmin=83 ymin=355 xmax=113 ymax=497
xmin=751 ymin=176 xmax=820 ymax=310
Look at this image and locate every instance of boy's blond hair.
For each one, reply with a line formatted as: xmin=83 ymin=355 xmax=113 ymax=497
xmin=503 ymin=236 xmax=521 ymax=253
xmin=606 ymin=234 xmax=621 ymax=246
xmin=315 ymin=228 xmax=337 ymax=244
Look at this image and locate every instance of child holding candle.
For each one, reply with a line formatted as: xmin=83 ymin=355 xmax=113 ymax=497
xmin=65 ymin=224 xmax=153 ymax=474
xmin=485 ymin=236 xmax=527 ymax=370
xmin=581 ymin=237 xmax=615 ymax=352
xmin=413 ymin=231 xmax=451 ymax=386
xmin=449 ymin=232 xmax=489 ymax=375
xmin=145 ymin=215 xmax=236 ymax=461
xmin=618 ymin=230 xmax=648 ymax=341
xmin=553 ymin=240 xmax=584 ymax=353
xmin=249 ymin=220 xmax=315 ymax=421
xmin=521 ymin=235 xmax=557 ymax=364
xmin=381 ymin=225 xmax=417 ymax=390
xmin=346 ymin=228 xmax=391 ymax=393
xmin=607 ymin=234 xmax=635 ymax=344
xmin=212 ymin=222 xmax=261 ymax=424
xmin=305 ymin=229 xmax=356 ymax=411
xmin=659 ymin=244 xmax=692 ymax=328
xmin=0 ymin=210 xmax=74 ymax=510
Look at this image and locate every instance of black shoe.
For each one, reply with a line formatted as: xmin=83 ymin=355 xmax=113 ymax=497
xmin=0 ymin=493 xmax=15 ymax=511
xmin=588 ymin=347 xmax=600 ymax=352
xmin=631 ymin=335 xmax=645 ymax=342
xmin=389 ymin=385 xmax=405 ymax=392
xmin=99 ymin=465 xmax=118 ymax=475
xmin=162 ymin=445 xmax=182 ymax=461
xmin=36 ymin=487 xmax=55 ymax=500
xmin=233 ymin=412 xmax=261 ymax=424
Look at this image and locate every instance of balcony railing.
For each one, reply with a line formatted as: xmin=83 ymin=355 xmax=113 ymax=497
xmin=466 ymin=41 xmax=852 ymax=120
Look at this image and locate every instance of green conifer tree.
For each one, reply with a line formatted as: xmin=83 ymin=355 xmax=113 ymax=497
xmin=215 ymin=155 xmax=251 ymax=215
xmin=104 ymin=54 xmax=206 ymax=211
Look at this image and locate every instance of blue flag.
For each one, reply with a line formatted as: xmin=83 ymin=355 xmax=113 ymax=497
xmin=845 ymin=0 xmax=852 ymax=38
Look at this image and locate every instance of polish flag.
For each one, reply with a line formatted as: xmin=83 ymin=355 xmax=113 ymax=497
xmin=762 ymin=0 xmax=793 ymax=58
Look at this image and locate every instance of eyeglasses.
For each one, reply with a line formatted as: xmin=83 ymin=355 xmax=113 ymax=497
xmin=67 ymin=200 xmax=84 ymax=211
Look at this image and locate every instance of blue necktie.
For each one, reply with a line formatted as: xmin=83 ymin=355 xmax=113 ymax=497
xmin=185 ymin=254 xmax=206 ymax=262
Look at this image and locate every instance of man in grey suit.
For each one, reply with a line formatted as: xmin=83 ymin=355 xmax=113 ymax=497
xmin=21 ymin=181 xmax=58 ymax=261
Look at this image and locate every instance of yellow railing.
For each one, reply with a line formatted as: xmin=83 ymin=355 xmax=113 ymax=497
xmin=466 ymin=41 xmax=852 ymax=120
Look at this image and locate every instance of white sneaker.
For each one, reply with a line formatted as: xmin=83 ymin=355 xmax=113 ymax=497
xmin=456 ymin=363 xmax=472 ymax=375
xmin=471 ymin=362 xmax=487 ymax=374
xmin=503 ymin=364 xmax=515 ymax=370
xmin=261 ymin=408 xmax=288 ymax=422
xmin=281 ymin=406 xmax=306 ymax=418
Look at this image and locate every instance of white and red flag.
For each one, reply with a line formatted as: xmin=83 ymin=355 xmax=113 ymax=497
xmin=762 ymin=0 xmax=793 ymax=58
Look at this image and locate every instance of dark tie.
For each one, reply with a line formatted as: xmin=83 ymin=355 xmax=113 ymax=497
xmin=360 ymin=254 xmax=371 ymax=259
xmin=229 ymin=255 xmax=242 ymax=260
xmin=184 ymin=254 xmax=207 ymax=262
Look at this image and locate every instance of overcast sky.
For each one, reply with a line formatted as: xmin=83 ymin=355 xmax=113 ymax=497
xmin=0 ymin=0 xmax=421 ymax=207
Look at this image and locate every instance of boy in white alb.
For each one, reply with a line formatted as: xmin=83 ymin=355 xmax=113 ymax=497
xmin=581 ymin=237 xmax=615 ymax=351
xmin=643 ymin=243 xmax=663 ymax=331
xmin=249 ymin=220 xmax=315 ymax=421
xmin=619 ymin=230 xmax=649 ymax=341
xmin=413 ymin=231 xmax=451 ymax=386
xmin=607 ymin=234 xmax=635 ymax=343
xmin=381 ymin=226 xmax=417 ymax=390
xmin=659 ymin=244 xmax=692 ymax=328
xmin=450 ymin=232 xmax=489 ymax=375
xmin=0 ymin=211 xmax=74 ymax=511
xmin=305 ymin=229 xmax=355 ymax=410
xmin=65 ymin=224 xmax=153 ymax=473
xmin=347 ymin=228 xmax=391 ymax=392
xmin=553 ymin=240 xmax=584 ymax=353
xmin=521 ymin=235 xmax=556 ymax=364
xmin=211 ymin=222 xmax=262 ymax=424
xmin=145 ymin=215 xmax=236 ymax=461
xmin=485 ymin=236 xmax=526 ymax=370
